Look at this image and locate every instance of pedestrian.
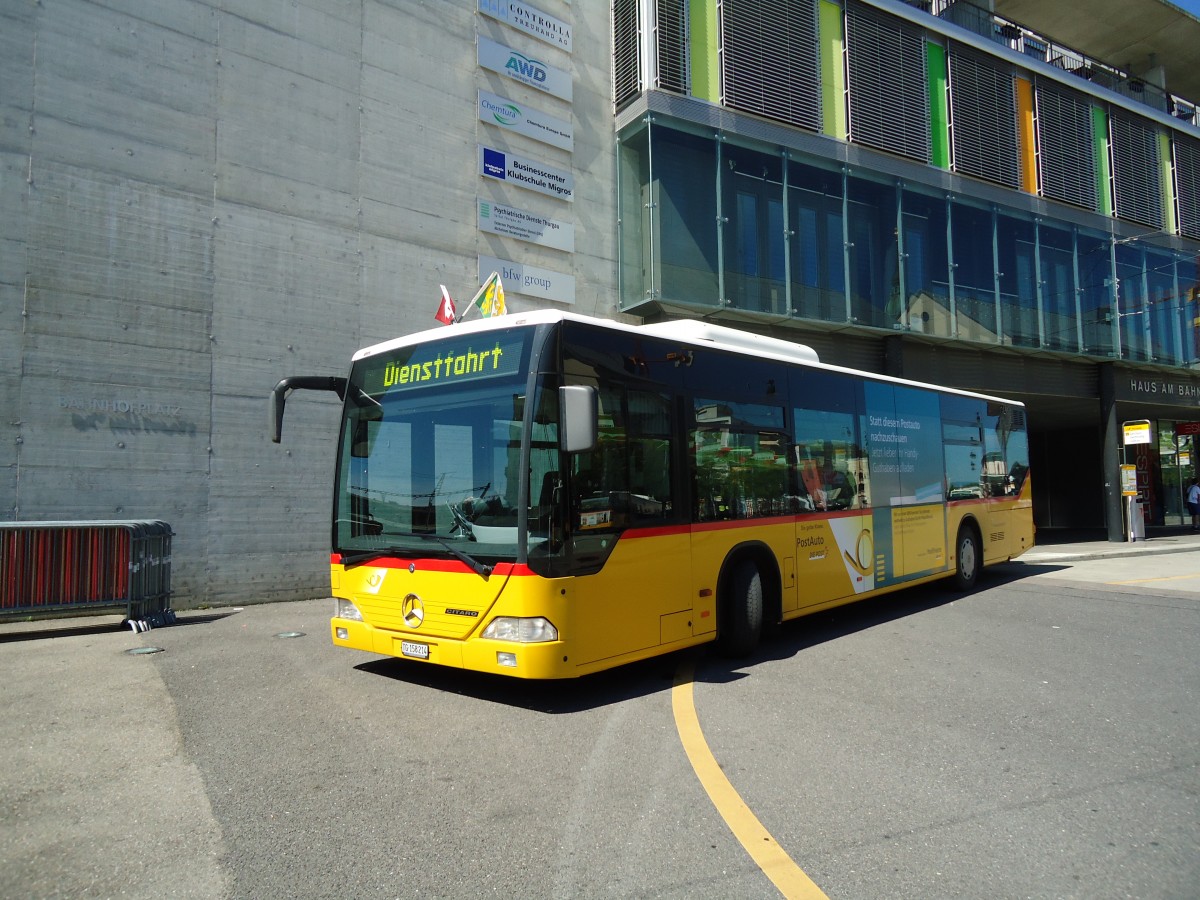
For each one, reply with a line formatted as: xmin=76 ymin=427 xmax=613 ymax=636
xmin=1188 ymin=478 xmax=1200 ymax=532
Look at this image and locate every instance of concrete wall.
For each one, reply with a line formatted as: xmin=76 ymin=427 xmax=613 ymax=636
xmin=0 ymin=0 xmax=616 ymax=606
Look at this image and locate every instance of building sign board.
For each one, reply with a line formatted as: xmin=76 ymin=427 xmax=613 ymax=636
xmin=1122 ymin=419 xmax=1151 ymax=445
xmin=478 ymin=35 xmax=572 ymax=101
xmin=1120 ymin=464 xmax=1138 ymax=496
xmin=478 ymin=198 xmax=574 ymax=252
xmin=479 ymin=254 xmax=575 ymax=305
xmin=478 ymin=0 xmax=572 ymax=51
xmin=1117 ymin=375 xmax=1200 ymax=406
xmin=479 ymin=145 xmax=574 ymax=201
xmin=478 ymin=90 xmax=573 ymax=151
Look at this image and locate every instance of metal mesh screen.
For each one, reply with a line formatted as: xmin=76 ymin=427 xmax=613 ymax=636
xmin=1035 ymin=79 xmax=1096 ymax=210
xmin=845 ymin=0 xmax=930 ymax=162
xmin=949 ymin=45 xmax=1020 ymax=188
xmin=613 ymin=0 xmax=642 ymax=109
xmin=1177 ymin=135 xmax=1200 ymax=240
xmin=1110 ymin=112 xmax=1163 ymax=229
xmin=655 ymin=0 xmax=689 ymax=94
xmin=719 ymin=0 xmax=821 ymax=132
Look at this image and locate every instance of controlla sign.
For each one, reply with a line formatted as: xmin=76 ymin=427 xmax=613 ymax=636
xmin=478 ymin=0 xmax=572 ymax=51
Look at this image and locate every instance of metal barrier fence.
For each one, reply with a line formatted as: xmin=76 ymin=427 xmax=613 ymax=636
xmin=0 ymin=521 xmax=174 ymax=630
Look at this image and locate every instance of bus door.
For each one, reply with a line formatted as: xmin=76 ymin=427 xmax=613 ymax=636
xmin=793 ymin=439 xmax=874 ymax=606
xmin=791 ymin=373 xmax=874 ymax=608
xmin=691 ymin=397 xmax=797 ymax=620
xmin=565 ymin=384 xmax=692 ymax=665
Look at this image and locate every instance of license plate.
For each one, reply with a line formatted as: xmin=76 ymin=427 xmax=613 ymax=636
xmin=400 ymin=640 xmax=429 ymax=660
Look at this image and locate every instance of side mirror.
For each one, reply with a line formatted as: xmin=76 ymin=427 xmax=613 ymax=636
xmin=269 ymin=376 xmax=348 ymax=443
xmin=559 ymin=385 xmax=597 ymax=453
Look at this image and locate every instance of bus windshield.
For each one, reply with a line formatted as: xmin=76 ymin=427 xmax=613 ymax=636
xmin=333 ymin=327 xmax=559 ymax=563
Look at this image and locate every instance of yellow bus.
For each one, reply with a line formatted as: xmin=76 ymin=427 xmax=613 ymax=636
xmin=271 ymin=310 xmax=1032 ymax=678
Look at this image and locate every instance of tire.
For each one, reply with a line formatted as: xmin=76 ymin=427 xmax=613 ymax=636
xmin=718 ymin=561 xmax=763 ymax=657
xmin=951 ymin=525 xmax=981 ymax=591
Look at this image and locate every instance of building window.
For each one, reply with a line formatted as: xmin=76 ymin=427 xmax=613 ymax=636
xmin=900 ymin=188 xmax=951 ymax=338
xmin=1036 ymin=222 xmax=1079 ymax=352
xmin=846 ymin=175 xmax=899 ymax=328
xmin=997 ymin=213 xmax=1040 ymax=348
xmin=1077 ymin=231 xmax=1116 ymax=357
xmin=788 ymin=160 xmax=845 ymax=323
xmin=950 ymin=201 xmax=998 ymax=342
xmin=656 ymin=128 xmax=720 ymax=307
xmin=725 ymin=148 xmax=786 ymax=314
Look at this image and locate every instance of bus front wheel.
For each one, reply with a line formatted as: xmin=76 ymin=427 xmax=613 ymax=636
xmin=952 ymin=525 xmax=981 ymax=590
xmin=718 ymin=561 xmax=763 ymax=657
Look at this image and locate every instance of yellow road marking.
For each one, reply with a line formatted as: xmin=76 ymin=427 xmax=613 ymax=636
xmin=672 ymin=659 xmax=829 ymax=900
xmin=1108 ymin=572 xmax=1200 ymax=585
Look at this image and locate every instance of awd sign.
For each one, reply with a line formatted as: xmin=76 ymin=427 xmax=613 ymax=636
xmin=478 ymin=35 xmax=572 ymax=102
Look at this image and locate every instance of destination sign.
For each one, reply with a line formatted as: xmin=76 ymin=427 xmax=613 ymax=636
xmin=358 ymin=334 xmax=527 ymax=396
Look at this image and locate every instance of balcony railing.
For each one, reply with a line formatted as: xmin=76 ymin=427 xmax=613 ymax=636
xmin=911 ymin=0 xmax=1199 ymax=127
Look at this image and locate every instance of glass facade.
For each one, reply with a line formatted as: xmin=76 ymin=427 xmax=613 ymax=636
xmin=618 ymin=121 xmax=1200 ymax=365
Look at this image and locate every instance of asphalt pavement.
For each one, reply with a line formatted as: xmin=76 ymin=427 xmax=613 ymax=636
xmin=0 ymin=530 xmax=1197 ymax=899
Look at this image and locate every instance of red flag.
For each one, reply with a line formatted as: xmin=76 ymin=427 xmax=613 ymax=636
xmin=434 ymin=285 xmax=457 ymax=325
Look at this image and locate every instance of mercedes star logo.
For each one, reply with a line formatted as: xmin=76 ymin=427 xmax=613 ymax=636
xmin=402 ymin=593 xmax=424 ymax=628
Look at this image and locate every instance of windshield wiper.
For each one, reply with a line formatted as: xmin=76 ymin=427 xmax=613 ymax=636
xmin=340 ymin=539 xmax=493 ymax=579
xmin=411 ymin=533 xmax=494 ymax=579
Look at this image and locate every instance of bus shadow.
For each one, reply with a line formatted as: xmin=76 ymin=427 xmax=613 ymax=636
xmin=702 ymin=563 xmax=1063 ymax=682
xmin=0 ymin=609 xmax=240 ymax=644
xmin=357 ymin=652 xmax=683 ymax=712
xmin=356 ymin=566 xmax=1060 ymax=710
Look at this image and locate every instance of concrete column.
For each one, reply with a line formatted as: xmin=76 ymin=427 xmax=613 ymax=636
xmin=1098 ymin=363 xmax=1126 ymax=542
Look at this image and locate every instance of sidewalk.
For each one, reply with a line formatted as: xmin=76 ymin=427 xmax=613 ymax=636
xmin=1020 ymin=527 xmax=1200 ymax=563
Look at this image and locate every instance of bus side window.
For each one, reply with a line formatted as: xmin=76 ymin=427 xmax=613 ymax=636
xmin=626 ymin=390 xmax=673 ymax=521
xmin=692 ymin=399 xmax=789 ymax=520
xmin=791 ymin=369 xmax=867 ymax=511
xmin=569 ymin=384 xmax=676 ymax=530
xmin=793 ymin=415 xmax=865 ymax=511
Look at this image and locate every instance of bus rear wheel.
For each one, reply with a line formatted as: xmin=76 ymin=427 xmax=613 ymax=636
xmin=952 ymin=525 xmax=981 ymax=590
xmin=718 ymin=561 xmax=763 ymax=657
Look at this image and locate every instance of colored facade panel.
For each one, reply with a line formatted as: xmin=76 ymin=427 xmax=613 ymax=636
xmin=1160 ymin=131 xmax=1178 ymax=234
xmin=1092 ymin=105 xmax=1113 ymax=216
xmin=1015 ymin=76 xmax=1038 ymax=194
xmin=927 ymin=41 xmax=950 ymax=170
xmin=690 ymin=0 xmax=720 ymax=103
xmin=819 ymin=0 xmax=847 ymax=139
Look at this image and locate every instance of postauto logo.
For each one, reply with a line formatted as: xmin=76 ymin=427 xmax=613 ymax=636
xmin=483 ymin=148 xmax=507 ymax=180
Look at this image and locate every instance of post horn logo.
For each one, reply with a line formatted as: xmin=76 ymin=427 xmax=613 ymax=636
xmin=402 ymin=594 xmax=424 ymax=628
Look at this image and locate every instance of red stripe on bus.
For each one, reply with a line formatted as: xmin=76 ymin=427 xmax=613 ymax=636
xmin=330 ymin=554 xmax=529 ymax=576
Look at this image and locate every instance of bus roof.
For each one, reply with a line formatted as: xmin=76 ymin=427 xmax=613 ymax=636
xmin=353 ymin=309 xmax=1023 ymax=408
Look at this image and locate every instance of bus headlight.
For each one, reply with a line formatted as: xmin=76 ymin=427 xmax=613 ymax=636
xmin=481 ymin=616 xmax=558 ymax=642
xmin=335 ymin=598 xmax=363 ymax=622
